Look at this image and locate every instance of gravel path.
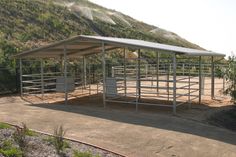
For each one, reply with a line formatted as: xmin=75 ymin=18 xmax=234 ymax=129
xmin=0 ymin=127 xmax=122 ymax=157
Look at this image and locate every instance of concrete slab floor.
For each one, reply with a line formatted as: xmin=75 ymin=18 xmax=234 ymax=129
xmin=0 ymin=96 xmax=235 ymax=157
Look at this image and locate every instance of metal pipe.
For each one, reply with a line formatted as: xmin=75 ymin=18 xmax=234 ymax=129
xmin=123 ymin=48 xmax=127 ymax=96
xmin=199 ymin=56 xmax=202 ymax=104
xmin=40 ymin=58 xmax=44 ymax=100
xmin=156 ymin=52 xmax=159 ymax=93
xmin=173 ymin=54 xmax=177 ymax=114
xmin=138 ymin=49 xmax=141 ymax=101
xmin=102 ymin=42 xmax=106 ymax=108
xmin=188 ymin=61 xmax=191 ymax=109
xmin=211 ymin=56 xmax=215 ymax=99
xmin=64 ymin=45 xmax=68 ymax=105
xmin=167 ymin=58 xmax=170 ymax=101
xmin=83 ymin=56 xmax=87 ymax=87
xmin=88 ymin=62 xmax=91 ymax=96
xmin=145 ymin=64 xmax=148 ymax=78
xmin=20 ymin=58 xmax=23 ymax=97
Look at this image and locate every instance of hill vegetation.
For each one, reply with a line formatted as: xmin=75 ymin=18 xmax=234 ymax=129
xmin=0 ymin=0 xmax=202 ymax=56
xmin=0 ymin=0 xmax=204 ymax=93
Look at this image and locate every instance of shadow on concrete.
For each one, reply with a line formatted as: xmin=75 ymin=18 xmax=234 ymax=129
xmin=28 ymin=93 xmax=236 ymax=146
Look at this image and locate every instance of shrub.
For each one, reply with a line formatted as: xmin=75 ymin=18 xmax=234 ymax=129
xmin=73 ymin=150 xmax=101 ymax=157
xmin=0 ymin=122 xmax=11 ymax=129
xmin=52 ymin=125 xmax=68 ymax=154
xmin=13 ymin=123 xmax=29 ymax=152
xmin=223 ymin=56 xmax=236 ymax=103
xmin=0 ymin=147 xmax=23 ymax=157
xmin=0 ymin=140 xmax=23 ymax=157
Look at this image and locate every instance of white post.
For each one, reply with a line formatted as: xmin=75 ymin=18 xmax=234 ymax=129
xmin=173 ymin=54 xmax=177 ymax=114
xmin=40 ymin=59 xmax=44 ymax=99
xmin=102 ymin=42 xmax=106 ymax=108
xmin=64 ymin=45 xmax=68 ymax=105
xmin=19 ymin=58 xmax=23 ymax=97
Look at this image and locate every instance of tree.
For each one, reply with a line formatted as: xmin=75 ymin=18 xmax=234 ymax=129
xmin=224 ymin=56 xmax=236 ymax=104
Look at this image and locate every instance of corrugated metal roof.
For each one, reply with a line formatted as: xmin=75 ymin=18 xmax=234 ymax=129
xmin=13 ymin=35 xmax=225 ymax=58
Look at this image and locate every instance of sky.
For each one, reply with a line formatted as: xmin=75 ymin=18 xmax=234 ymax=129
xmin=90 ymin=0 xmax=236 ymax=57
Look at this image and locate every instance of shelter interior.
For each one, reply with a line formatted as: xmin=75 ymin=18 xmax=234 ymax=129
xmin=14 ymin=35 xmax=227 ymax=114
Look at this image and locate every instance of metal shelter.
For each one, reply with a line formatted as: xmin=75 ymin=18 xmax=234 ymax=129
xmin=13 ymin=35 xmax=225 ymax=114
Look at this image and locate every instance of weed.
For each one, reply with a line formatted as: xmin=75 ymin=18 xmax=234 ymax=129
xmin=25 ymin=129 xmax=36 ymax=137
xmin=0 ymin=140 xmax=23 ymax=157
xmin=44 ymin=136 xmax=70 ymax=149
xmin=1 ymin=140 xmax=13 ymax=150
xmin=73 ymin=150 xmax=101 ymax=157
xmin=52 ymin=125 xmax=68 ymax=154
xmin=0 ymin=122 xmax=11 ymax=129
xmin=0 ymin=147 xmax=23 ymax=157
xmin=13 ymin=123 xmax=29 ymax=152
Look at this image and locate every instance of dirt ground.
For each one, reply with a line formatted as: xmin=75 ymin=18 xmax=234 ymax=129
xmin=1 ymin=75 xmax=235 ymax=157
xmin=0 ymin=94 xmax=236 ymax=157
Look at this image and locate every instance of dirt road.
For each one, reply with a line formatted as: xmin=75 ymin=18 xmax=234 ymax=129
xmin=0 ymin=96 xmax=235 ymax=157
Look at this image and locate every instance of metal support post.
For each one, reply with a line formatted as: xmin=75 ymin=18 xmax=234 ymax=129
xmin=223 ymin=76 xmax=225 ymax=91
xmin=173 ymin=54 xmax=177 ymax=114
xmin=156 ymin=52 xmax=159 ymax=93
xmin=60 ymin=56 xmax=63 ymax=75
xmin=211 ymin=56 xmax=215 ymax=99
xmin=188 ymin=61 xmax=191 ymax=109
xmin=88 ymin=63 xmax=91 ymax=96
xmin=123 ymin=48 xmax=127 ymax=96
xmin=145 ymin=64 xmax=148 ymax=78
xmin=135 ymin=49 xmax=141 ymax=111
xmin=40 ymin=59 xmax=44 ymax=99
xmin=199 ymin=56 xmax=202 ymax=104
xmin=167 ymin=59 xmax=170 ymax=101
xmin=64 ymin=45 xmax=68 ymax=105
xmin=19 ymin=58 xmax=23 ymax=97
xmin=138 ymin=49 xmax=141 ymax=100
xmin=112 ymin=67 xmax=114 ymax=77
xmin=83 ymin=56 xmax=87 ymax=88
xmin=102 ymin=42 xmax=106 ymax=108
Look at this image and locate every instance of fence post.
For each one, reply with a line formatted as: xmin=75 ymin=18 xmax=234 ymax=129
xmin=211 ymin=56 xmax=215 ymax=99
xmin=15 ymin=65 xmax=19 ymax=94
xmin=199 ymin=56 xmax=202 ymax=105
xmin=20 ymin=58 xmax=23 ymax=97
xmin=173 ymin=54 xmax=177 ymax=114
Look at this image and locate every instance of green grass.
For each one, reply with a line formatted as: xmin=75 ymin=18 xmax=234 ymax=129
xmin=73 ymin=150 xmax=101 ymax=157
xmin=0 ymin=148 xmax=23 ymax=157
xmin=24 ymin=128 xmax=37 ymax=136
xmin=0 ymin=122 xmax=11 ymax=129
xmin=0 ymin=140 xmax=23 ymax=157
xmin=44 ymin=137 xmax=70 ymax=149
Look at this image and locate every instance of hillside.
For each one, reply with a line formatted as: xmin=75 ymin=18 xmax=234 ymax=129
xmin=0 ymin=0 xmax=202 ymax=55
